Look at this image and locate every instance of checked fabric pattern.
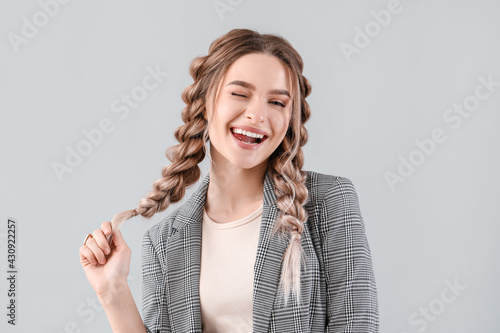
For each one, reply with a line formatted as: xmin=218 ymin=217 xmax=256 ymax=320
xmin=141 ymin=170 xmax=379 ymax=332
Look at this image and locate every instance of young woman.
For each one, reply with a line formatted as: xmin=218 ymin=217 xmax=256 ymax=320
xmin=79 ymin=28 xmax=379 ymax=333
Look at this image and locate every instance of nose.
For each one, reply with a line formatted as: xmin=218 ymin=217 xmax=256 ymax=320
xmin=245 ymin=99 xmax=266 ymax=123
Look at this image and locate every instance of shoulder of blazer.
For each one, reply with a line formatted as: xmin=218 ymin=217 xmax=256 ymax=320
xmin=303 ymin=169 xmax=353 ymax=209
xmin=302 ymin=170 xmax=362 ymax=249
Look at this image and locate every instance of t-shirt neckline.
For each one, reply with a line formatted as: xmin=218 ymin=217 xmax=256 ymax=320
xmin=203 ymin=203 xmax=263 ymax=230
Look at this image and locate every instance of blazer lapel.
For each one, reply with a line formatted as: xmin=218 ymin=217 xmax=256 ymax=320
xmin=252 ymin=171 xmax=291 ymax=331
xmin=164 ymin=172 xmax=210 ymax=332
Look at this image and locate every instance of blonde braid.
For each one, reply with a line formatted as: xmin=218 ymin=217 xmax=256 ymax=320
xmin=108 ymin=56 xmax=210 ymax=233
xmin=269 ymin=74 xmax=312 ymax=306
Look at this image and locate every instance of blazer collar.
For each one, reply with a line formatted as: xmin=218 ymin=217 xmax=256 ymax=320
xmin=164 ymin=169 xmax=290 ymax=332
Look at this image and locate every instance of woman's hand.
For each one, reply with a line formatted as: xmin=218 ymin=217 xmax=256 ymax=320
xmin=79 ymin=222 xmax=131 ymax=296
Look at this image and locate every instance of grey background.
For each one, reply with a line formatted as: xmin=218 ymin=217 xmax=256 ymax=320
xmin=1 ymin=0 xmax=499 ymax=332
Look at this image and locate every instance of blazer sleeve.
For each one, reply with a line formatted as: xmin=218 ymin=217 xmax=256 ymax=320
xmin=142 ymin=230 xmax=165 ymax=333
xmin=321 ymin=176 xmax=379 ymax=332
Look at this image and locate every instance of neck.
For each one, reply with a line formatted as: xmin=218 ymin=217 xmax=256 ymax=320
xmin=205 ymin=150 xmax=267 ymax=217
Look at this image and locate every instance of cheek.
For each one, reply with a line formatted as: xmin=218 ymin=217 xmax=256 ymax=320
xmin=213 ymin=102 xmax=240 ymax=126
xmin=207 ymin=106 xmax=231 ymax=134
xmin=270 ymin=112 xmax=292 ymax=137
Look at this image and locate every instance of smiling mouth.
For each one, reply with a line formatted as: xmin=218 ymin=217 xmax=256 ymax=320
xmin=230 ymin=128 xmax=268 ymax=145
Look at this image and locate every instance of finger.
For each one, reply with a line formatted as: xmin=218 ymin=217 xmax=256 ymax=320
xmin=101 ymin=221 xmax=112 ymax=236
xmin=85 ymin=236 xmax=107 ymax=265
xmin=79 ymin=245 xmax=98 ymax=266
xmin=92 ymin=229 xmax=111 ymax=256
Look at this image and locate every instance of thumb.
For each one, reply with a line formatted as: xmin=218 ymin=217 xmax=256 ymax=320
xmin=110 ymin=228 xmax=127 ymax=249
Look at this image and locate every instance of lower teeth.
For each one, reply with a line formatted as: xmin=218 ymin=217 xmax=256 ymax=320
xmin=241 ymin=140 xmax=258 ymax=145
xmin=233 ymin=132 xmax=260 ymax=145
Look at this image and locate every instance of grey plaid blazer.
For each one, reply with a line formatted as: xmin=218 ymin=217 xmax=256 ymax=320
xmin=142 ymin=170 xmax=379 ymax=332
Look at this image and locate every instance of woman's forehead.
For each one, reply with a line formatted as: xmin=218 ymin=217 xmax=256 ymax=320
xmin=222 ymin=53 xmax=293 ymax=90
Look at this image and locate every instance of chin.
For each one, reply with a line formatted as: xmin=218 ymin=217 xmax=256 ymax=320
xmin=235 ymin=160 xmax=262 ymax=170
xmin=231 ymin=156 xmax=267 ymax=170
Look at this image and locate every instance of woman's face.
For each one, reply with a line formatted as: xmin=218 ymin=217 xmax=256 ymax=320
xmin=206 ymin=52 xmax=293 ymax=171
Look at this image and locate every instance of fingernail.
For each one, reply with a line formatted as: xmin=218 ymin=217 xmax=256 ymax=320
xmin=105 ymin=247 xmax=110 ymax=255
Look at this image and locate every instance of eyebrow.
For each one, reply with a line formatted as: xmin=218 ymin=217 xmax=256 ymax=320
xmin=226 ymin=80 xmax=291 ymax=98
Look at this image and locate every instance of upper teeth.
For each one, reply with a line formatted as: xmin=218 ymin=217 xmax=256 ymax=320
xmin=233 ymin=128 xmax=264 ymax=139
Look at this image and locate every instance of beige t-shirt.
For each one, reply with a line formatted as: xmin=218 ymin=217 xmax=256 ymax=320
xmin=199 ymin=203 xmax=263 ymax=333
